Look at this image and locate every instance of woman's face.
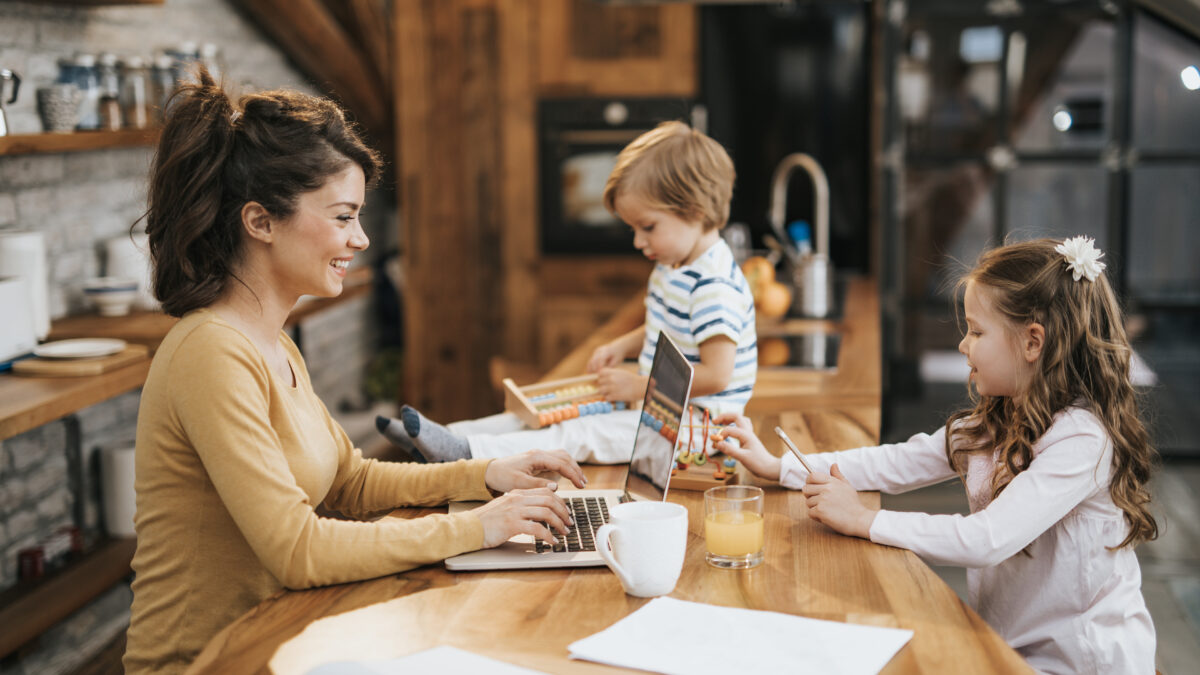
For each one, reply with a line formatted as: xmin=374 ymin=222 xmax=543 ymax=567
xmin=271 ymin=164 xmax=368 ymax=298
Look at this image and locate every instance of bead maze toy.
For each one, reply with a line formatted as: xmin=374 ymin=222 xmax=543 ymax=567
xmin=660 ymin=405 xmax=741 ymax=492
xmin=502 ymin=374 xmax=628 ymax=430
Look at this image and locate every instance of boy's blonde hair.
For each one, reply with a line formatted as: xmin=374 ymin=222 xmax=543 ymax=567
xmin=603 ymin=121 xmax=735 ymax=232
xmin=946 ymin=238 xmax=1157 ymax=549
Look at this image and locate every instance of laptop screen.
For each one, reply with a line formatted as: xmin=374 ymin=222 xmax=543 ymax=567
xmin=623 ymin=333 xmax=694 ymax=502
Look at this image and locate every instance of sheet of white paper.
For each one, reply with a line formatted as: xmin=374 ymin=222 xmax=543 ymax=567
xmin=304 ymin=646 xmax=547 ymax=675
xmin=568 ymin=597 xmax=913 ymax=675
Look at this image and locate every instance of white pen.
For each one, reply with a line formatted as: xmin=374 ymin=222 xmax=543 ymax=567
xmin=774 ymin=426 xmax=815 ymax=474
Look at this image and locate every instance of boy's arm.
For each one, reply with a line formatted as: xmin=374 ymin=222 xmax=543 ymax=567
xmin=613 ymin=324 xmax=646 ymax=359
xmin=691 ymin=335 xmax=736 ymax=397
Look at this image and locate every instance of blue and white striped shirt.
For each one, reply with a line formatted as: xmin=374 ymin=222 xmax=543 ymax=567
xmin=638 ymin=239 xmax=757 ymax=415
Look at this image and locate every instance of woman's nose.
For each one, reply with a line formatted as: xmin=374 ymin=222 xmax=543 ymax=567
xmin=958 ymin=336 xmax=968 ymax=356
xmin=350 ymin=221 xmax=369 ymax=250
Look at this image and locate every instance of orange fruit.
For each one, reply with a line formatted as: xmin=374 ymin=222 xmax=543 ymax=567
xmin=756 ymin=281 xmax=792 ymax=319
xmin=741 ymin=256 xmax=775 ymax=296
xmin=758 ymin=337 xmax=790 ymax=367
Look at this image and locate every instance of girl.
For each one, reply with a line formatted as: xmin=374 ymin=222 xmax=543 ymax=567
xmin=125 ymin=70 xmax=584 ymax=674
xmin=716 ymin=237 xmax=1158 ymax=674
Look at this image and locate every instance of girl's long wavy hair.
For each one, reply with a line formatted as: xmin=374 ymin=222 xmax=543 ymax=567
xmin=945 ymin=238 xmax=1158 ymax=549
xmin=141 ymin=67 xmax=381 ymax=317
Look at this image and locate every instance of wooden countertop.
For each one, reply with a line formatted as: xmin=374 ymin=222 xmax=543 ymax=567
xmin=190 ymin=276 xmax=1027 ymax=673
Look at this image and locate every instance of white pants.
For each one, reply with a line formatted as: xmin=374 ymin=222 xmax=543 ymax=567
xmin=449 ymin=410 xmax=641 ymax=464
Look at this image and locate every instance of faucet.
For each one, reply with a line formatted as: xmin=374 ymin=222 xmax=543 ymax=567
xmin=768 ymin=153 xmax=830 ymax=260
xmin=768 ymin=153 xmax=834 ymax=317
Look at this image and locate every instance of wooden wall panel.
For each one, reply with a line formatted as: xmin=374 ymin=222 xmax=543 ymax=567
xmin=537 ymin=0 xmax=696 ymax=97
xmin=396 ymin=0 xmax=538 ymax=421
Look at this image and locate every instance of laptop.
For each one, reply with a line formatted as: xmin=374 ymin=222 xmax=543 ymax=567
xmin=444 ymin=333 xmax=694 ymax=571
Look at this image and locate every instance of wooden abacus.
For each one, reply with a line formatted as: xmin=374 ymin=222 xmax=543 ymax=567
xmin=502 ymin=374 xmax=629 ymax=430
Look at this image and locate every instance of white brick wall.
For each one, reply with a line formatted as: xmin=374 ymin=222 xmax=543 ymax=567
xmin=0 ymin=2 xmax=390 ymax=670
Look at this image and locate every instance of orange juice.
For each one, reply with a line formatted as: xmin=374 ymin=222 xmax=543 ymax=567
xmin=704 ymin=510 xmax=764 ymax=557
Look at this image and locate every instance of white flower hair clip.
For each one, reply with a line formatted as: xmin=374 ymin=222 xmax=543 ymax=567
xmin=1054 ymin=236 xmax=1106 ymax=282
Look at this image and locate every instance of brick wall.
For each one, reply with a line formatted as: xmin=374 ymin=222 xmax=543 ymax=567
xmin=0 ymin=1 xmax=390 ymax=671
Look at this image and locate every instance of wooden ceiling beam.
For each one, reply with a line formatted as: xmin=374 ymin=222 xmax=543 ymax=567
xmin=231 ymin=0 xmax=388 ymax=142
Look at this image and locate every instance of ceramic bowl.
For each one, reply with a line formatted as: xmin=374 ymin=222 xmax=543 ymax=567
xmin=83 ymin=277 xmax=139 ymax=317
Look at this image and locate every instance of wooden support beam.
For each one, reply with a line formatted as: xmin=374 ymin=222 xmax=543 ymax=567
xmin=231 ymin=0 xmax=388 ymax=140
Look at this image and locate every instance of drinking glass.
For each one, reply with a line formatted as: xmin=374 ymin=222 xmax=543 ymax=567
xmin=704 ymin=485 xmax=764 ymax=569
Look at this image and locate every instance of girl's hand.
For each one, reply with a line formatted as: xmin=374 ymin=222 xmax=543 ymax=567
xmin=802 ymin=464 xmax=878 ymax=539
xmin=587 ymin=342 xmax=623 ymax=373
xmin=711 ymin=414 xmax=781 ymax=481
xmin=595 ymin=368 xmax=647 ymax=404
xmin=484 ymin=449 xmax=587 ymax=494
xmin=473 ymin=488 xmax=574 ymax=548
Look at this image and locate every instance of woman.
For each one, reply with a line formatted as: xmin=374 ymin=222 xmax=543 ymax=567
xmin=124 ymin=70 xmax=583 ymax=674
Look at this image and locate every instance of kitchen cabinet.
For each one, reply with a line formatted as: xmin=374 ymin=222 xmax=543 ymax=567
xmin=537 ymin=0 xmax=696 ymax=97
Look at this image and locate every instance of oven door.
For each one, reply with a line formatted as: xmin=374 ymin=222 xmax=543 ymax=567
xmin=541 ymin=128 xmax=644 ymax=254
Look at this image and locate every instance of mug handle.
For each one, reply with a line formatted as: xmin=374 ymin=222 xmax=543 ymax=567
xmin=595 ymin=524 xmax=634 ymax=589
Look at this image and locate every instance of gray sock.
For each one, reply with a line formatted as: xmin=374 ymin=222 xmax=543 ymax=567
xmin=395 ymin=405 xmax=471 ymax=462
xmin=375 ymin=415 xmax=427 ymax=463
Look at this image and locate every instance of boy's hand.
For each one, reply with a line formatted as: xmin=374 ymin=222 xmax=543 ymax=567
xmin=711 ymin=413 xmax=781 ymax=481
xmin=595 ymin=368 xmax=647 ymax=404
xmin=587 ymin=342 xmax=623 ymax=373
xmin=802 ymin=464 xmax=878 ymax=539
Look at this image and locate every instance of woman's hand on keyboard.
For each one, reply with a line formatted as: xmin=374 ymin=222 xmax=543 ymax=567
xmin=475 ymin=488 xmax=573 ymax=549
xmin=485 ymin=449 xmax=587 ymax=494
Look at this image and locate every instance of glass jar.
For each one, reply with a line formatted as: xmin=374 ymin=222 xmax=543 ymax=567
xmin=56 ymin=53 xmax=100 ymax=131
xmin=96 ymin=52 xmax=122 ymax=131
xmin=166 ymin=41 xmax=199 ymax=85
xmin=119 ymin=56 xmax=151 ymax=129
xmin=149 ymin=52 xmax=175 ymax=124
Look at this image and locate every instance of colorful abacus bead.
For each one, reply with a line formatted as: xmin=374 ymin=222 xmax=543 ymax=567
xmin=723 ymin=457 xmax=737 ymax=471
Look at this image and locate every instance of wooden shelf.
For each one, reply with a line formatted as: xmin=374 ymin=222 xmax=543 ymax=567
xmin=0 ymin=267 xmax=375 ymax=442
xmin=0 ymin=128 xmax=158 ymax=156
xmin=0 ymin=357 xmax=150 ymax=441
xmin=0 ymin=537 xmax=137 ymax=659
xmin=1 ymin=0 xmax=162 ymax=6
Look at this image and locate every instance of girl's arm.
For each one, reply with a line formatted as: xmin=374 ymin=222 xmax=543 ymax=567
xmin=869 ymin=412 xmax=1111 ymax=568
xmin=714 ymin=417 xmax=959 ymax=492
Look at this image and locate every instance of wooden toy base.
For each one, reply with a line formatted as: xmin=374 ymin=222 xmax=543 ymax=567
xmin=669 ymin=460 xmax=740 ymax=491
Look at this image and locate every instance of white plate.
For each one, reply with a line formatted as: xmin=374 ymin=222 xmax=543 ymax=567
xmin=33 ymin=338 xmax=127 ymax=359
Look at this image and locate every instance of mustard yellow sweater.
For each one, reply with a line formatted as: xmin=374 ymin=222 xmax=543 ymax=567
xmin=124 ymin=310 xmax=493 ymax=674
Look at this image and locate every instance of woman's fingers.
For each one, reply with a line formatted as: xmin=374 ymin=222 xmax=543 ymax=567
xmin=531 ymin=449 xmax=587 ymax=488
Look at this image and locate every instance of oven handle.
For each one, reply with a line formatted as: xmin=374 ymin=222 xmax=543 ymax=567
xmin=555 ymin=129 xmax=645 ymax=145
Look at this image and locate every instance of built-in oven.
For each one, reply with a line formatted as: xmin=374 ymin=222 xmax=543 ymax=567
xmin=539 ymin=97 xmax=705 ymax=254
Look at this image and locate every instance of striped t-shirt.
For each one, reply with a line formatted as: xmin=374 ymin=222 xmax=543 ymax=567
xmin=638 ymin=239 xmax=757 ymax=415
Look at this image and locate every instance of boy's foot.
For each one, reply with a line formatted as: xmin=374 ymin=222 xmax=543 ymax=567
xmin=375 ymin=406 xmax=471 ymax=462
xmin=375 ymin=415 xmax=427 ymax=462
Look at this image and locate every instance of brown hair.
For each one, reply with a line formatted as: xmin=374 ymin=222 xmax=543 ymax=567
xmin=142 ymin=67 xmax=381 ymax=317
xmin=945 ymin=238 xmax=1158 ymax=549
xmin=602 ymin=120 xmax=735 ymax=232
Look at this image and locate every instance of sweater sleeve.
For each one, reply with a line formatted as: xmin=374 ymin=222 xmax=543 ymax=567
xmin=868 ymin=415 xmax=1112 ymax=568
xmin=168 ymin=326 xmax=489 ymax=589
xmin=779 ymin=426 xmax=959 ymax=493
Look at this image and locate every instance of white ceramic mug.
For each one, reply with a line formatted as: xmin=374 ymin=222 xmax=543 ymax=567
xmin=595 ymin=501 xmax=687 ymax=598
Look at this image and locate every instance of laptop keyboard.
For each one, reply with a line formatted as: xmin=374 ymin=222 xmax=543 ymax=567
xmin=535 ymin=496 xmax=609 ymax=553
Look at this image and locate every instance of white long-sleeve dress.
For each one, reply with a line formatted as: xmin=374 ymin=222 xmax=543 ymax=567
xmin=779 ymin=406 xmax=1155 ymax=674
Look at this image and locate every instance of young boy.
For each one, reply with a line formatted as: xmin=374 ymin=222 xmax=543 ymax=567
xmin=379 ymin=121 xmax=757 ymax=463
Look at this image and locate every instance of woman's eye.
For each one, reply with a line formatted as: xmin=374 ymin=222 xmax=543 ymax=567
xmin=337 ymin=214 xmax=355 ymax=223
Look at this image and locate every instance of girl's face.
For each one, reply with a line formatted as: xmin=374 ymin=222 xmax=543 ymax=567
xmin=614 ymin=192 xmax=714 ymax=268
xmin=271 ymin=164 xmax=368 ymax=298
xmin=958 ymin=281 xmax=1032 ymax=398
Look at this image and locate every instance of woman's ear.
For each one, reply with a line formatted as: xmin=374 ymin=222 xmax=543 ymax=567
xmin=240 ymin=202 xmax=274 ymax=244
xmin=1024 ymin=322 xmax=1046 ymax=363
